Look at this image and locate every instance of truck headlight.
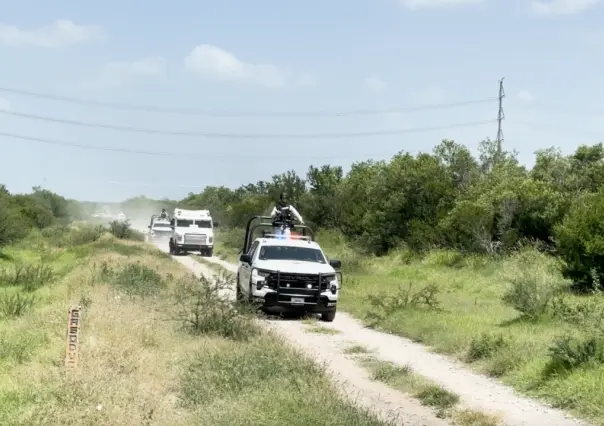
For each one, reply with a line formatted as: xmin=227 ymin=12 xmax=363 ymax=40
xmin=252 ymin=269 xmax=270 ymax=278
xmin=209 ymin=236 xmax=213 ymax=244
xmin=176 ymin=233 xmax=183 ymax=241
xmin=323 ymin=274 xmax=338 ymax=294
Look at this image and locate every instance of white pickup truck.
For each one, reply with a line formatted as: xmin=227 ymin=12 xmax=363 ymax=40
xmin=236 ymin=216 xmax=342 ymax=322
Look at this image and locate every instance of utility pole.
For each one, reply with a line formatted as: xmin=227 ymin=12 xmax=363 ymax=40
xmin=496 ymin=78 xmax=505 ymax=158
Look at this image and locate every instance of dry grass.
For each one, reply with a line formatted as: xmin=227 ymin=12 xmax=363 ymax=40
xmin=0 ymin=234 xmax=391 ymax=426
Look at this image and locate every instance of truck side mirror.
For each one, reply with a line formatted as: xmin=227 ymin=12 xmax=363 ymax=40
xmin=240 ymin=254 xmax=252 ymax=264
xmin=329 ymin=259 xmax=342 ymax=269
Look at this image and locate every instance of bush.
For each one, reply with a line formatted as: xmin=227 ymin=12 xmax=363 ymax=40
xmin=109 ymin=262 xmax=166 ymax=298
xmin=501 ymin=251 xmax=567 ymax=320
xmin=555 ymin=190 xmax=604 ymax=291
xmin=172 ymin=272 xmax=257 ymax=341
xmin=466 ymin=333 xmax=509 ymax=362
xmin=108 ymin=220 xmax=144 ymax=241
xmin=548 ymin=335 xmax=604 ymax=371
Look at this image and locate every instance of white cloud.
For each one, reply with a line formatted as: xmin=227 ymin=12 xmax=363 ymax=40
xmin=83 ymin=57 xmax=167 ymax=90
xmin=531 ymin=0 xmax=601 ymax=15
xmin=364 ymin=75 xmax=388 ymax=91
xmin=0 ymin=19 xmax=105 ymax=48
xmin=184 ymin=44 xmax=314 ymax=88
xmin=0 ymin=98 xmax=10 ymax=110
xmin=516 ymin=90 xmax=534 ymax=102
xmin=416 ymin=85 xmax=445 ymax=105
xmin=401 ymin=0 xmax=484 ymax=9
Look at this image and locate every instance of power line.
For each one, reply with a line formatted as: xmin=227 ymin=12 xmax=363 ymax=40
xmin=0 ymin=86 xmax=498 ymax=117
xmin=0 ymin=121 xmax=492 ymax=158
xmin=0 ymin=131 xmax=338 ymax=158
xmin=0 ymin=109 xmax=496 ymax=139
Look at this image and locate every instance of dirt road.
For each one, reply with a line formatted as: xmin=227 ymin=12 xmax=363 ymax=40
xmin=152 ymin=239 xmax=591 ymax=426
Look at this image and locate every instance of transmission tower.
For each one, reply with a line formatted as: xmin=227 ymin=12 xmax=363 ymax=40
xmin=496 ymin=78 xmax=505 ymax=156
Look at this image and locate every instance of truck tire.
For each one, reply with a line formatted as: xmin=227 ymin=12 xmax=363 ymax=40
xmin=236 ymin=275 xmax=244 ymax=302
xmin=207 ymin=248 xmax=214 ymax=257
xmin=320 ymin=310 xmax=336 ymax=322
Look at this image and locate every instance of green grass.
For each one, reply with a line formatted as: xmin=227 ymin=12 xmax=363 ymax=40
xmin=0 ymin=226 xmax=393 ymax=426
xmin=343 ymin=344 xmax=371 ymax=355
xmin=215 ymin=227 xmax=604 ymax=425
xmin=363 ymin=359 xmax=499 ymax=425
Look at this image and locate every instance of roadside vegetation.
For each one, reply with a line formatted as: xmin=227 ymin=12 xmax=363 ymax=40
xmin=170 ymin=139 xmax=604 ymax=424
xmin=0 ymin=184 xmax=390 ymax=425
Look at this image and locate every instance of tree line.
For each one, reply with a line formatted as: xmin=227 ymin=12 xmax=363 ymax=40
xmin=0 ymin=184 xmax=86 ymax=248
xmin=175 ymin=138 xmax=604 ymax=291
xmin=4 ymin=136 xmax=604 ymax=290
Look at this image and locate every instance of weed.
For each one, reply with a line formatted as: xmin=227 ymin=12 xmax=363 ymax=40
xmin=416 ymin=384 xmax=460 ymax=411
xmin=452 ymin=408 xmax=500 ymax=426
xmin=501 ymin=252 xmax=567 ymax=320
xmin=365 ymin=282 xmax=440 ymax=326
xmin=108 ymin=220 xmax=144 ymax=241
xmin=0 ymin=262 xmax=54 ymax=291
xmin=343 ymin=344 xmax=370 ymax=355
xmin=171 ymin=272 xmax=257 ymax=341
xmin=111 ymin=262 xmax=166 ymax=298
xmin=0 ymin=332 xmax=38 ymax=363
xmin=466 ymin=333 xmax=509 ymax=362
xmin=307 ymin=325 xmax=340 ymax=334
xmin=0 ymin=291 xmax=36 ymax=317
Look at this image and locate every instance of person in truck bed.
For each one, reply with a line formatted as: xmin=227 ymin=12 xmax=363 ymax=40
xmin=270 ymin=192 xmax=304 ymax=236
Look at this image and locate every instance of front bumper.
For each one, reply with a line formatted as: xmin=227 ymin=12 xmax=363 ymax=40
xmin=250 ymin=271 xmax=340 ymax=313
xmin=176 ymin=244 xmax=213 ymax=250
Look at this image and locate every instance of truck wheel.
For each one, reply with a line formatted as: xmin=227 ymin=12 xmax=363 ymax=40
xmin=207 ymin=248 xmax=214 ymax=257
xmin=236 ymin=275 xmax=244 ymax=302
xmin=320 ymin=310 xmax=336 ymax=322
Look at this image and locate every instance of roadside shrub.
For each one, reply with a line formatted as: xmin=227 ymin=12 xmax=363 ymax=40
xmin=172 ymin=272 xmax=257 ymax=341
xmin=108 ymin=220 xmax=144 ymax=242
xmin=365 ymin=282 xmax=440 ymax=326
xmin=466 ymin=333 xmax=509 ymax=362
xmin=547 ymin=335 xmax=604 ymax=372
xmin=501 ymin=250 xmax=567 ymax=320
xmin=42 ymin=224 xmax=104 ymax=248
xmin=109 ymin=262 xmax=166 ymax=298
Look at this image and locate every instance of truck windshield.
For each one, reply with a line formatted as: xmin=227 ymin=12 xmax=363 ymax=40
xmin=176 ymin=219 xmax=193 ymax=227
xmin=195 ymin=220 xmax=212 ymax=228
xmin=258 ymin=246 xmax=326 ymax=263
xmin=153 ymin=223 xmax=171 ymax=228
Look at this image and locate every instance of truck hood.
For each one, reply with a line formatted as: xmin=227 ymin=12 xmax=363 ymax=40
xmin=254 ymin=259 xmax=335 ymax=275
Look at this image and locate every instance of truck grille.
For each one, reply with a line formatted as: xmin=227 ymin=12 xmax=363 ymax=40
xmin=267 ymin=272 xmax=330 ymax=291
xmin=184 ymin=233 xmax=206 ymax=245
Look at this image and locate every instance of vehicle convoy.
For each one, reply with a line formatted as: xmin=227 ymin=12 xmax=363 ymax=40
xmin=147 ymin=214 xmax=172 ymax=242
xmin=237 ymin=216 xmax=342 ymax=322
xmin=168 ymin=208 xmax=214 ymax=257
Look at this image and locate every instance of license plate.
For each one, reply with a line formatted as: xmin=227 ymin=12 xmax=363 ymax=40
xmin=291 ymin=297 xmax=304 ymax=305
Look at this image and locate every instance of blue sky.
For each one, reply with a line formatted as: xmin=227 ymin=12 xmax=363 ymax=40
xmin=1 ymin=0 xmax=603 ymax=202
